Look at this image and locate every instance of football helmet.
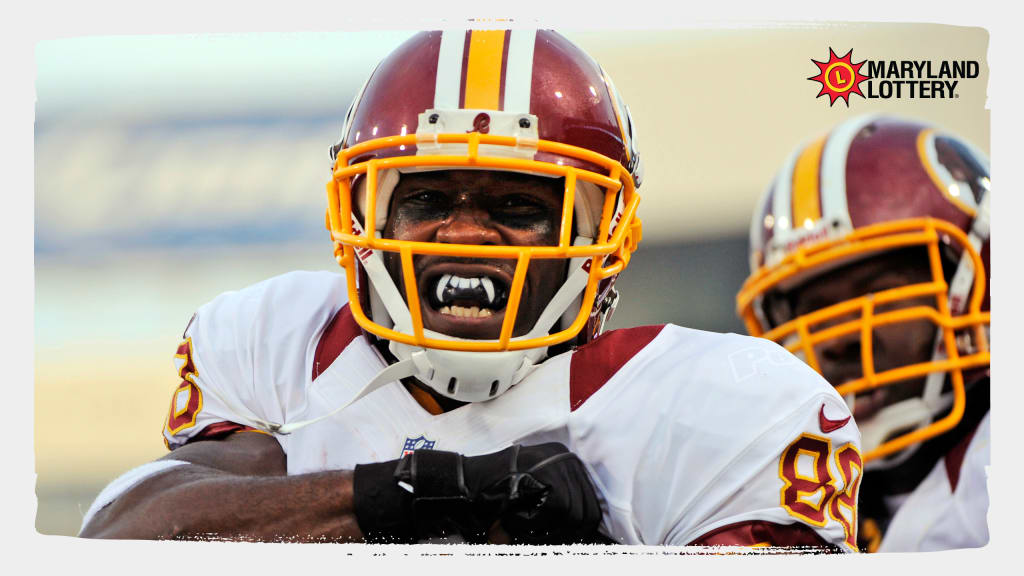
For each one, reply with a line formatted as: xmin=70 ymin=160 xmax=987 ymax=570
xmin=736 ymin=115 xmax=990 ymax=465
xmin=325 ymin=30 xmax=643 ymax=403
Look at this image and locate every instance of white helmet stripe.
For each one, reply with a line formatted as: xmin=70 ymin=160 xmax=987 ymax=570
xmin=435 ymin=31 xmax=466 ymax=109
xmin=771 ymin=148 xmax=798 ymax=233
xmin=503 ymin=30 xmax=536 ymax=112
xmin=819 ymin=114 xmax=878 ymax=227
xmin=339 ymin=72 xmax=374 ymax=149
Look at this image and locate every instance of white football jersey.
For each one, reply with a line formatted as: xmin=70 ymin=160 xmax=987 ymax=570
xmin=877 ymin=412 xmax=990 ymax=552
xmin=163 ymin=271 xmax=863 ymax=549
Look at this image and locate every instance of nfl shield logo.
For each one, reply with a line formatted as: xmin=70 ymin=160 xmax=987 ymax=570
xmin=401 ymin=435 xmax=436 ymax=457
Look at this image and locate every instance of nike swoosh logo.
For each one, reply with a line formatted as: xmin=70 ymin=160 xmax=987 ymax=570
xmin=819 ymin=403 xmax=851 ymax=433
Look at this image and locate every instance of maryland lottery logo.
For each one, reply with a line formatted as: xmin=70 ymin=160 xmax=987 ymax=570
xmin=809 ymin=48 xmax=979 ymax=107
xmin=808 ymin=48 xmax=870 ymax=106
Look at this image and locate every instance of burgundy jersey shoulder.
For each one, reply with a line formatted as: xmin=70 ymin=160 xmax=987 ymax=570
xmin=569 ymin=324 xmax=666 ymax=411
xmin=311 ymin=303 xmax=365 ymax=380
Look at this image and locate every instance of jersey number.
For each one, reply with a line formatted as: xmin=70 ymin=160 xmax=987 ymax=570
xmin=166 ymin=338 xmax=203 ymax=435
xmin=778 ymin=433 xmax=862 ymax=550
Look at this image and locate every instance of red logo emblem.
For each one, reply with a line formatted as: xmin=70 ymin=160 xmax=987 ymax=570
xmin=808 ymin=48 xmax=871 ymax=107
xmin=468 ymin=112 xmax=491 ymax=134
xmin=819 ymin=403 xmax=851 ymax=433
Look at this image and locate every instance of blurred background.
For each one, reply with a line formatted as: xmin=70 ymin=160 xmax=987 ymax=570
xmin=34 ymin=24 xmax=989 ymax=535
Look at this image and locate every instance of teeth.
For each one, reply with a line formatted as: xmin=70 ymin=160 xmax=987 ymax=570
xmin=440 ymin=305 xmax=493 ymax=318
xmin=480 ymin=277 xmax=495 ymax=304
xmin=433 ymin=274 xmax=500 ymax=308
xmin=436 ymin=274 xmax=451 ymax=305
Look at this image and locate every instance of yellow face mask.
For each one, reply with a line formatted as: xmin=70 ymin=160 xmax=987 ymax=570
xmin=737 ymin=218 xmax=989 ymax=463
xmin=326 ymin=130 xmax=642 ymax=354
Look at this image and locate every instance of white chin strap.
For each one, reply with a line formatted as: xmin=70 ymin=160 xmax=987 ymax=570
xmin=859 ymin=190 xmax=990 ymax=470
xmin=195 ymin=348 xmax=434 ymax=436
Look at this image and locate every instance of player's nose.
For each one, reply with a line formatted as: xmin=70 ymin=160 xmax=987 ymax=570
xmin=435 ymin=206 xmax=502 ymax=246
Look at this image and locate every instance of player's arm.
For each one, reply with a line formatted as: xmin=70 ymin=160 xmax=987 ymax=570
xmin=80 ymin=432 xmax=601 ymax=543
xmin=79 ymin=431 xmax=365 ymax=541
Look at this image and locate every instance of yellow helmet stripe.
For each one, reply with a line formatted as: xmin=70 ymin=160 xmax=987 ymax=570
xmin=791 ymin=136 xmax=826 ymax=228
xmin=463 ymin=30 xmax=507 ymax=110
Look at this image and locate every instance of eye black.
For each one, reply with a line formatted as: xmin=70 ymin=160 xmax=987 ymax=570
xmin=497 ymin=194 xmax=547 ymax=212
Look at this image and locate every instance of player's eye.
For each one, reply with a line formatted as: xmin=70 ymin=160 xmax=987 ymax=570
xmin=866 ymin=275 xmax=916 ymax=294
xmin=405 ymin=189 xmax=447 ymax=205
xmin=491 ymin=193 xmax=556 ymax=225
xmin=396 ymin=189 xmax=452 ymax=220
xmin=498 ymin=194 xmax=546 ymax=212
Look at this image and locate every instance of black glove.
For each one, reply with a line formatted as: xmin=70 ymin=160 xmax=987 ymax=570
xmin=352 ymin=442 xmax=602 ymax=544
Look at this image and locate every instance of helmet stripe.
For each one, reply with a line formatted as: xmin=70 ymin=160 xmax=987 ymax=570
xmin=498 ymin=30 xmax=511 ymax=109
xmin=435 ymin=31 xmax=466 ymax=109
xmin=791 ymin=135 xmax=826 ymax=228
xmin=463 ymin=30 xmax=507 ymax=110
xmin=820 ymin=114 xmax=877 ymax=227
xmin=503 ymin=29 xmax=536 ymax=113
xmin=602 ymin=70 xmax=631 ymax=165
xmin=771 ymin=148 xmax=799 ymax=233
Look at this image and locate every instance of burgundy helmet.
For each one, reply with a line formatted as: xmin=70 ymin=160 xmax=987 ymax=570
xmin=324 ymin=30 xmax=643 ymax=403
xmin=737 ymin=115 xmax=990 ymax=465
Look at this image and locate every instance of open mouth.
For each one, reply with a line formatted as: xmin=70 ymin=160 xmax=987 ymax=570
xmin=428 ymin=273 xmax=510 ymax=317
xmin=417 ymin=264 xmax=515 ymax=338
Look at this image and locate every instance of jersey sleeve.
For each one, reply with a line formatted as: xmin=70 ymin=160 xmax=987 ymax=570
xmin=568 ymin=326 xmax=862 ymax=550
xmin=672 ymin=387 xmax=862 ymax=550
xmin=161 ymin=270 xmax=348 ymax=449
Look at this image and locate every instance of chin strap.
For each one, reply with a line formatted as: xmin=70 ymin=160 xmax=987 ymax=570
xmin=271 ymin=351 xmax=431 ymax=434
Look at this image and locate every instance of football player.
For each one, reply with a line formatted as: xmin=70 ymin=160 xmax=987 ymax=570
xmin=736 ymin=115 xmax=990 ymax=552
xmin=80 ymin=30 xmax=861 ymax=548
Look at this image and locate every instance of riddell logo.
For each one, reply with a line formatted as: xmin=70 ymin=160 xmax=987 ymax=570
xmin=808 ymin=48 xmax=979 ymax=107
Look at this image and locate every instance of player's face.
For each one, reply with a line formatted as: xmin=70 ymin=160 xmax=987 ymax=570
xmin=382 ymin=170 xmax=567 ymax=340
xmin=767 ymin=249 xmax=937 ymax=422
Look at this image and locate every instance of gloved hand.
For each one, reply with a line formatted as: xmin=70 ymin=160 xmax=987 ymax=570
xmin=353 ymin=442 xmax=602 ymax=544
